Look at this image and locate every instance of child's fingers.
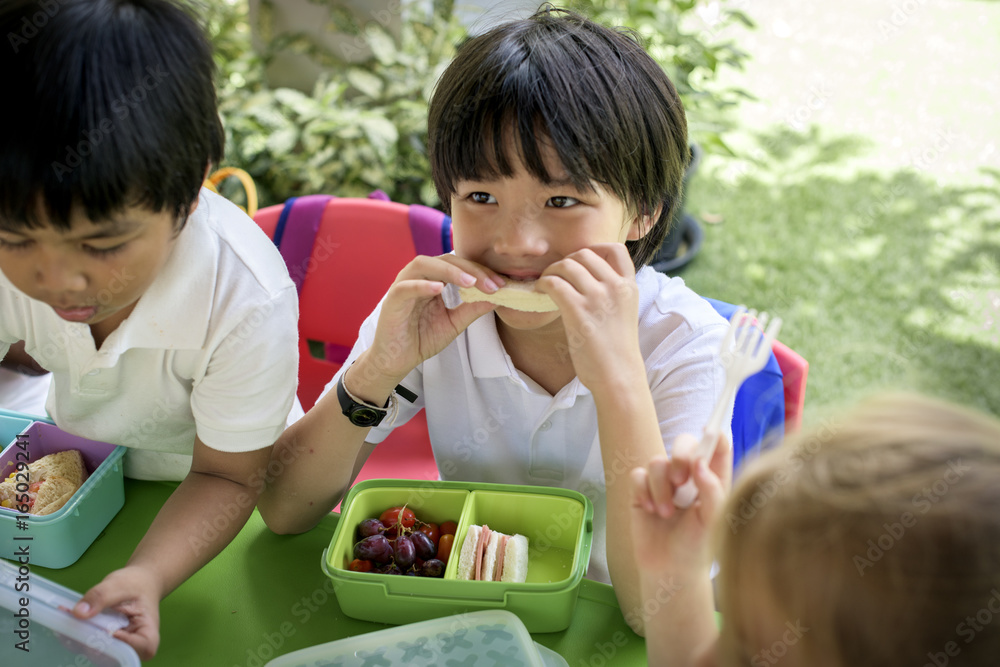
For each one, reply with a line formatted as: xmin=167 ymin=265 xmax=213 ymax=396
xmin=692 ymin=459 xmax=727 ymax=525
xmin=667 ymin=433 xmax=700 ymax=489
xmin=645 ymin=455 xmax=675 ymax=519
xmin=708 ymin=433 xmax=734 ymax=491
xmin=397 ymin=255 xmax=505 ymax=293
xmin=629 ymin=466 xmax=656 ymax=515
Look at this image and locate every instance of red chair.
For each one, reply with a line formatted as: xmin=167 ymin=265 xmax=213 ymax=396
xmin=772 ymin=340 xmax=809 ymax=432
xmin=254 ymin=194 xmax=451 ymax=483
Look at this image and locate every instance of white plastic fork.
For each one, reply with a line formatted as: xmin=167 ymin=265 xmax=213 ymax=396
xmin=672 ymin=306 xmax=783 ymax=508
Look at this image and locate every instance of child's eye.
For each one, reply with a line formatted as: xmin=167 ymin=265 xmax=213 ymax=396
xmin=0 ymin=237 xmax=32 ymax=252
xmin=469 ymin=192 xmax=496 ymax=204
xmin=83 ymin=243 xmax=127 ymax=258
xmin=547 ymin=196 xmax=580 ymax=208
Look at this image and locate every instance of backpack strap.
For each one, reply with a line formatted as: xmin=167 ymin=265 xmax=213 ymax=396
xmin=273 ymin=194 xmax=335 ymax=295
xmin=408 ymin=204 xmax=453 ymax=255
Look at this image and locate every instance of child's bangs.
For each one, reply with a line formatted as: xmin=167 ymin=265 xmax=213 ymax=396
xmin=434 ymin=89 xmax=600 ymax=198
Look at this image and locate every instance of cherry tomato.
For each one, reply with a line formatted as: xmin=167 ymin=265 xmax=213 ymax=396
xmin=348 ymin=558 xmax=373 ymax=572
xmin=418 ymin=522 xmax=440 ymax=546
xmin=379 ymin=506 xmax=416 ymax=529
xmin=437 ymin=533 xmax=455 ymax=563
xmin=439 ymin=520 xmax=458 ymax=536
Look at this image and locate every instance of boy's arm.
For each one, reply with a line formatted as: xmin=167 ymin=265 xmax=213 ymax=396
xmin=257 ymin=254 xmax=503 ymax=533
xmin=72 ymin=437 xmax=271 ymax=660
xmin=539 ymin=244 xmax=728 ymax=636
xmin=257 ymin=350 xmax=405 ymax=534
xmin=1 ymin=340 xmax=48 ymax=375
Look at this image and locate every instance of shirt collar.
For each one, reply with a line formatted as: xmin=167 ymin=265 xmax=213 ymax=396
xmin=466 ymin=314 xmax=513 ymax=379
xmin=464 ymin=313 xmax=590 ymax=404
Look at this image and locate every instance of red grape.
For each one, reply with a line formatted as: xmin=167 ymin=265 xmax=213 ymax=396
xmin=393 ymin=535 xmax=416 ymax=569
xmin=354 ymin=534 xmax=393 ymax=563
xmin=410 ymin=531 xmax=436 ymax=560
xmin=357 ymin=518 xmax=384 ymax=539
xmin=419 ymin=559 xmax=445 ymax=577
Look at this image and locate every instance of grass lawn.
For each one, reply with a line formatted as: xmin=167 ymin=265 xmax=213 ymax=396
xmin=675 ymin=0 xmax=1000 ymax=423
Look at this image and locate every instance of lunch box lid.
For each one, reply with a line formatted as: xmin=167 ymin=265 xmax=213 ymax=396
xmin=0 ymin=559 xmax=140 ymax=666
xmin=264 ymin=609 xmax=568 ymax=667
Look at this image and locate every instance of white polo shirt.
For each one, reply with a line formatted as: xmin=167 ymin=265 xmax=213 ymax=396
xmin=0 ymin=190 xmax=299 ymax=481
xmin=323 ymin=266 xmax=732 ymax=583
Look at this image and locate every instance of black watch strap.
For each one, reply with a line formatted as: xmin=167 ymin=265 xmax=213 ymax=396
xmin=337 ymin=371 xmax=389 ymax=427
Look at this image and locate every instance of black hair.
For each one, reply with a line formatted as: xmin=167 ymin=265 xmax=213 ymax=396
xmin=428 ymin=6 xmax=688 ymax=268
xmin=0 ymin=0 xmax=223 ymax=230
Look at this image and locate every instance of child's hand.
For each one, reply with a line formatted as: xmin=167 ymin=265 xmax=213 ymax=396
xmin=537 ymin=242 xmax=641 ymax=390
xmin=364 ymin=255 xmax=504 ymax=380
xmin=72 ymin=565 xmax=162 ymax=660
xmin=629 ymin=433 xmax=732 ymax=576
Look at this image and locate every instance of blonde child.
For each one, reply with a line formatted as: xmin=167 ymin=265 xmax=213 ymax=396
xmin=259 ymin=7 xmax=732 ymax=631
xmin=631 ymin=394 xmax=1000 ymax=665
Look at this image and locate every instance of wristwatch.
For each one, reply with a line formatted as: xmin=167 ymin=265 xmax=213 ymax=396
xmin=337 ymin=370 xmax=395 ymax=427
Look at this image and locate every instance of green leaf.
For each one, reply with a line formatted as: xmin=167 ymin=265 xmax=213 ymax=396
xmin=365 ymin=25 xmax=398 ymax=66
xmin=265 ymin=127 xmax=299 ymax=155
xmin=359 ymin=116 xmax=399 ymax=158
xmin=273 ymin=88 xmax=319 ymax=119
xmin=346 ymin=67 xmax=384 ymax=99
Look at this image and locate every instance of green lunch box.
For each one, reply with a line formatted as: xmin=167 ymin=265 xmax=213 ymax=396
xmin=323 ymin=479 xmax=594 ymax=633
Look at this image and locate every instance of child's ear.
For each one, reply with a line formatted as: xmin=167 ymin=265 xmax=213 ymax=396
xmin=626 ymin=206 xmax=661 ymax=241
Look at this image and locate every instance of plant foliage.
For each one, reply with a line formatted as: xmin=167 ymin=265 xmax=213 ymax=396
xmin=186 ymin=0 xmax=753 ymax=207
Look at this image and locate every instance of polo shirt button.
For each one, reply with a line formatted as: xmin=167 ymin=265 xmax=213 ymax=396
xmin=87 ymin=370 xmax=99 ymax=376
xmin=539 ymin=420 xmax=552 ymax=431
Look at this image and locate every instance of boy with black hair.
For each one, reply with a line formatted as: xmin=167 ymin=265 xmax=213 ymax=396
xmin=259 ymin=7 xmax=732 ymax=634
xmin=0 ymin=0 xmax=299 ymax=658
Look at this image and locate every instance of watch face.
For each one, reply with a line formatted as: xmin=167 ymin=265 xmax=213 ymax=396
xmin=351 ymin=407 xmax=382 ymax=427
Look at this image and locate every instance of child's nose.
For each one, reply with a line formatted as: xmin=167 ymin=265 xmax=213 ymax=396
xmin=493 ymin=206 xmax=547 ymax=256
xmin=35 ymin=249 xmax=87 ymax=293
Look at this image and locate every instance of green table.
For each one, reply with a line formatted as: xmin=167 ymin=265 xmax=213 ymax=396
xmin=35 ymin=479 xmax=647 ymax=666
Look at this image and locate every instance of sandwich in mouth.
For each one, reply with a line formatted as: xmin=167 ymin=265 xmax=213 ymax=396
xmin=458 ymin=279 xmax=558 ymax=313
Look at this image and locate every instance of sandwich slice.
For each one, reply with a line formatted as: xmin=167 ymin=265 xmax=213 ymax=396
xmin=456 ymin=524 xmax=529 ymax=583
xmin=458 ymin=280 xmax=558 ymax=313
xmin=0 ymin=449 xmax=88 ymax=516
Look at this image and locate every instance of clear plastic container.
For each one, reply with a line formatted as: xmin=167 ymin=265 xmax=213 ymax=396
xmin=0 ymin=559 xmax=139 ymax=666
xmin=264 ymin=609 xmax=568 ymax=667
